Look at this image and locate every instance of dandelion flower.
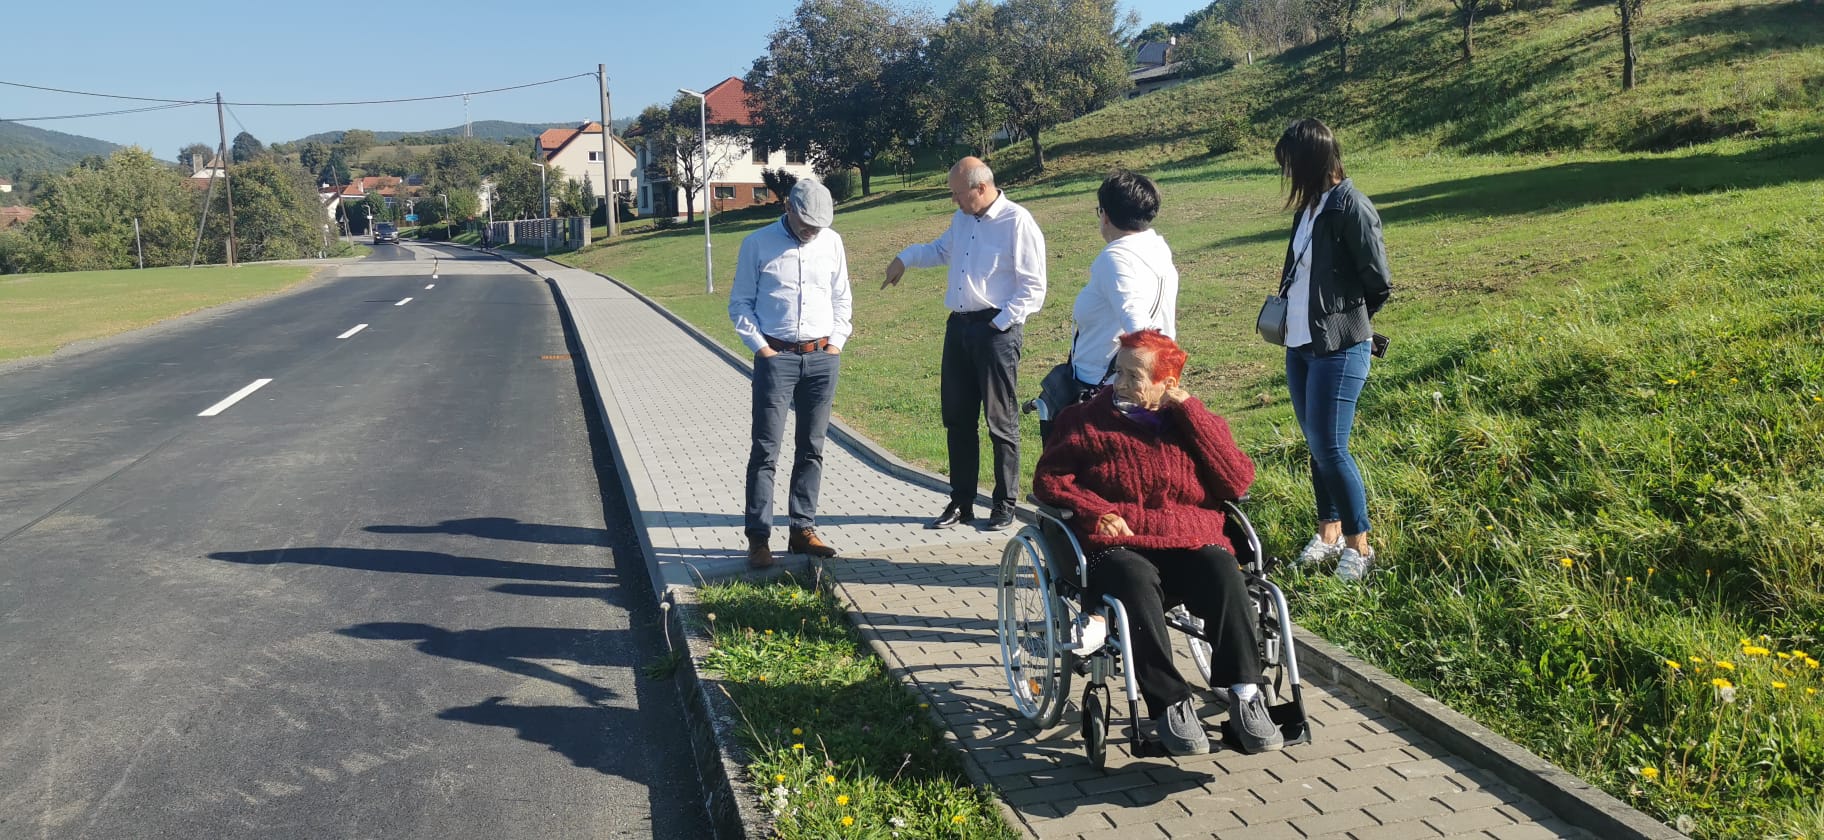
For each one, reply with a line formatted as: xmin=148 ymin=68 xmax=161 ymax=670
xmin=1711 ymin=677 xmax=1733 ymax=689
xmin=1807 ymin=688 xmax=1818 ymax=696
xmin=1806 ymin=658 xmax=1820 ymax=669
xmin=758 ymin=675 xmax=769 ymax=682
xmin=823 ymin=775 xmax=836 ymax=785
xmin=792 ymin=727 xmax=803 ymax=736
xmin=1778 ymin=652 xmax=1793 ymax=660
xmin=792 ymin=743 xmax=805 ymax=751
xmin=841 ymin=816 xmax=854 ymax=827
xmin=837 ymin=795 xmax=850 ymax=806
xmin=1729 ymin=377 xmax=1738 ymax=383
xmin=775 ymin=773 xmax=787 ymax=783
xmin=919 ymin=702 xmax=929 ymax=709
xmin=764 ymin=629 xmax=774 ymax=636
xmin=1716 ymin=661 xmax=1735 ymax=671
xmin=1665 ymin=660 xmax=1681 ymax=670
xmin=1647 ymin=567 xmax=1656 ymax=576
xmin=952 ymin=815 xmax=967 ymax=825
xmin=1640 ymin=766 xmax=1660 ymax=781
xmin=1664 ymin=379 xmax=1678 ymax=386
xmin=1772 ymin=681 xmax=1788 ymax=690
xmin=1625 ymin=576 xmax=1634 ymax=583
xmin=1486 ymin=525 xmax=1495 ymax=531
xmin=1690 ymin=656 xmax=1705 ymax=664
xmin=1560 ymin=557 xmax=1574 ymax=569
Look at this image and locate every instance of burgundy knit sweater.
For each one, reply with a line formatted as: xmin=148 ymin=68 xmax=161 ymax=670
xmin=1033 ymin=389 xmax=1256 ymax=554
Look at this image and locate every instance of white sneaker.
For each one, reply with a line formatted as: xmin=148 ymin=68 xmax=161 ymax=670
xmin=1292 ymin=534 xmax=1344 ymax=568
xmin=1335 ymin=547 xmax=1374 ymax=582
xmin=1064 ymin=615 xmax=1107 ymax=655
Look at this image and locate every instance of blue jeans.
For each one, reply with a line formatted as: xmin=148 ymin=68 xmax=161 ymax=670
xmin=1286 ymin=340 xmax=1372 ymax=536
xmin=746 ymin=349 xmax=840 ymax=535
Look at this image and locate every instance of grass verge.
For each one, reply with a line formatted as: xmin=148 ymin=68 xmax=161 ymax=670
xmin=0 ymin=263 xmax=321 ymax=362
xmin=697 ymin=578 xmax=1016 ymax=839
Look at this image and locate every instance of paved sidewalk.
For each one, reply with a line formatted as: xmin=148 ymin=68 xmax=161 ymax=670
xmin=535 ymin=258 xmax=1593 ymax=840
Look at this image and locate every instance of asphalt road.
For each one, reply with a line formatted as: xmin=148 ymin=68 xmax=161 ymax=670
xmin=0 ymin=244 xmax=712 ymax=839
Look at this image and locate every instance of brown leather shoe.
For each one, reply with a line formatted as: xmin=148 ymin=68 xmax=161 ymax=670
xmin=747 ymin=534 xmax=774 ymax=569
xmin=788 ymin=527 xmax=838 ymax=558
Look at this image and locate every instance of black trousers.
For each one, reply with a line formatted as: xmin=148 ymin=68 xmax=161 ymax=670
xmin=940 ymin=312 xmax=1022 ymax=508
xmin=1089 ymin=545 xmax=1263 ymax=720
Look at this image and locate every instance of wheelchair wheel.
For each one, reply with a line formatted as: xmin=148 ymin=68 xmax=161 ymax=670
xmin=1171 ymin=606 xmax=1216 ymax=689
xmin=1082 ymin=686 xmax=1107 ymax=769
xmin=997 ymin=530 xmax=1071 ymax=729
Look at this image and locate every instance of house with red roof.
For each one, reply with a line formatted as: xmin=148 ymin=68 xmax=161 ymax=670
xmin=631 ymin=77 xmax=815 ymax=220
xmin=1 ymin=206 xmax=37 ymax=229
xmin=538 ymin=122 xmax=639 ymax=213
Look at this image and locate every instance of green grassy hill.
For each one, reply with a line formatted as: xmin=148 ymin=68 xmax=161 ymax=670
xmin=561 ymin=1 xmax=1823 ymax=836
xmin=0 ymin=121 xmax=121 ymax=181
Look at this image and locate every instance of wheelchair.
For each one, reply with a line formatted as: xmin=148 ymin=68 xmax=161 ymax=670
xmin=995 ymin=498 xmax=1312 ymax=768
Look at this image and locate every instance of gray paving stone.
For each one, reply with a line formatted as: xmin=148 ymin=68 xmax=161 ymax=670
xmin=544 ymin=266 xmax=1597 ymax=840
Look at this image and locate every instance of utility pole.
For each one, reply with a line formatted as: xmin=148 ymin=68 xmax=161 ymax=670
xmin=598 ymin=64 xmax=619 ymax=238
xmin=216 ymin=92 xmax=238 ymax=268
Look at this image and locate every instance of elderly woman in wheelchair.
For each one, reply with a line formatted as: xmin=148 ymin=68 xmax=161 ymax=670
xmin=998 ymin=330 xmax=1308 ymax=765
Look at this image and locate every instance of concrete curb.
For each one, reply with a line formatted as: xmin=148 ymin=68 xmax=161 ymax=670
xmin=519 ymin=249 xmax=1679 ymax=840
xmin=1292 ymin=630 xmax=1686 ymax=840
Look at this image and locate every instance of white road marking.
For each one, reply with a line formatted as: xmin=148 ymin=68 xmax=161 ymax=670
xmin=337 ymin=324 xmax=368 ymax=339
xmin=425 ymin=284 xmax=435 ymax=290
xmin=395 ymin=297 xmax=413 ymax=306
xmin=198 ymin=379 xmax=273 ymax=417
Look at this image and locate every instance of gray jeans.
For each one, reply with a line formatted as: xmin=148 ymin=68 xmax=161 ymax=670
xmin=745 ymin=348 xmax=840 ymax=536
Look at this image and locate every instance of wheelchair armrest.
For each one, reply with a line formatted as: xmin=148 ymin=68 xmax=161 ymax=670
xmin=1025 ymin=495 xmax=1073 ymax=520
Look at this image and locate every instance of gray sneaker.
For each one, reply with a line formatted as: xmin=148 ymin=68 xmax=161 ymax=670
xmin=1335 ymin=547 xmax=1374 ymax=582
xmin=1230 ymin=691 xmax=1286 ymax=753
xmin=1157 ymin=697 xmax=1211 ymax=756
xmin=1291 ymin=533 xmax=1344 ymax=568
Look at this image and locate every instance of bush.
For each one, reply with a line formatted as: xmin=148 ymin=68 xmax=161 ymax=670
xmin=822 ymin=167 xmax=859 ymax=202
xmin=1207 ymin=113 xmax=1248 ymax=157
xmin=760 ymin=167 xmax=799 ymax=204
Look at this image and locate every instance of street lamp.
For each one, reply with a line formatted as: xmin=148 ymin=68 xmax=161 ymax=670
xmin=678 ymin=87 xmax=713 ymax=294
xmin=531 ymin=161 xmax=549 ymax=256
xmin=437 ymin=193 xmax=449 ymax=240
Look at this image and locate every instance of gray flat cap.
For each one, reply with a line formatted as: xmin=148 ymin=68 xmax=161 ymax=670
xmin=787 ymin=178 xmax=833 ymax=227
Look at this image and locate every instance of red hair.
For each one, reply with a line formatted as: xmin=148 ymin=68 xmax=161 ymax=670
xmin=1118 ymin=329 xmax=1185 ymax=383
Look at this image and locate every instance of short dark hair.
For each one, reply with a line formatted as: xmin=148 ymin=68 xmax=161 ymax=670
xmin=1097 ymin=169 xmax=1160 ymax=232
xmin=1275 ymin=118 xmax=1346 ymax=213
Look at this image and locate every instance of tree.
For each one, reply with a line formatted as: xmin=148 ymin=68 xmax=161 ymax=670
xmin=634 ymin=97 xmax=741 ymax=223
xmin=205 ymin=158 xmax=325 ymax=262
xmin=298 ymin=142 xmax=332 ymax=177
xmin=28 ymin=147 xmax=200 ymax=271
xmin=1310 ymin=0 xmax=1365 ymax=74
xmin=1450 ymin=0 xmax=1490 ymax=62
xmin=925 ymin=0 xmax=1011 ymax=158
xmin=177 ymin=142 xmax=214 ymax=171
xmin=993 ymin=0 xmax=1133 ymax=171
xmin=337 ymin=129 xmax=376 ymax=163
xmin=1616 ymin=0 xmax=1646 ymax=89
xmin=1134 ymin=21 xmax=1174 ymax=43
xmin=581 ymin=173 xmax=599 ymax=215
xmin=231 ymin=131 xmax=266 ymax=164
xmin=745 ymin=0 xmax=927 ymax=197
xmin=318 ymin=153 xmax=352 ymax=188
xmin=1182 ymin=16 xmax=1249 ymax=75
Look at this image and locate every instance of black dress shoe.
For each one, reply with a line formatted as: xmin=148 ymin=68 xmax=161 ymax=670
xmin=927 ymin=502 xmax=974 ymax=529
xmin=983 ymin=502 xmax=1018 ymax=532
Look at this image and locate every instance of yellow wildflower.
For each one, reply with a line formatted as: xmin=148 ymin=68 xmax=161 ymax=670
xmin=1716 ymin=661 xmax=1735 ymax=671
xmin=1665 ymin=660 xmax=1682 ymax=670
xmin=836 ymin=795 xmax=850 ymax=807
xmin=758 ymin=675 xmax=768 ymax=682
xmin=919 ymin=702 xmax=930 ymax=709
xmin=792 ymin=743 xmax=805 ymax=751
xmin=823 ymin=775 xmax=836 ymax=785
xmin=792 ymin=727 xmax=803 ymax=736
xmin=841 ymin=816 xmax=854 ymax=827
xmin=1640 ymin=766 xmax=1660 ymax=781
xmin=1664 ymin=379 xmax=1678 ymax=386
xmin=1625 ymin=576 xmax=1634 ymax=583
xmin=1741 ymin=646 xmax=1771 ymax=657
xmin=1647 ymin=567 xmax=1656 ymax=576
xmin=1772 ymin=681 xmax=1788 ymax=690
xmin=1712 ymin=677 xmax=1733 ymax=689
xmin=764 ymin=629 xmax=773 ymax=635
xmin=1560 ymin=557 xmax=1574 ymax=569
xmin=1807 ymin=688 xmax=1818 ymax=696
xmin=775 ymin=773 xmax=787 ymax=783
xmin=1806 ymin=657 xmax=1820 ymax=669
xmin=952 ymin=815 xmax=967 ymax=825
xmin=1690 ymin=656 xmax=1705 ymax=664
xmin=1778 ymin=652 xmax=1793 ymax=660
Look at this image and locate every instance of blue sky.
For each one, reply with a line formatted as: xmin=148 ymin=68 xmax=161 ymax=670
xmin=2 ymin=0 xmax=1208 ymax=161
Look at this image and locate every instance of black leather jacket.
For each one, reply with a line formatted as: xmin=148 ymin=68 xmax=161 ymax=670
xmin=1278 ymin=179 xmax=1392 ymax=355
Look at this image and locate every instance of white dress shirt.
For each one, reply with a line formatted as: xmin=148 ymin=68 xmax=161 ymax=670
xmin=729 ymin=217 xmax=854 ymax=353
xmin=896 ymin=192 xmax=1047 ymax=331
xmin=1284 ymin=188 xmax=1333 ymax=350
xmin=1071 ymin=228 xmax=1179 ymax=385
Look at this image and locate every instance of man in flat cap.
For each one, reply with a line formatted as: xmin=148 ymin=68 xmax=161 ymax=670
xmin=729 ymin=178 xmax=853 ymax=569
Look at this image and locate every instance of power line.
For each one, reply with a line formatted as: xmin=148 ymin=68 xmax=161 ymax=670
xmin=1 ymin=101 xmax=208 ymax=122
xmin=0 ymin=73 xmax=596 ymax=111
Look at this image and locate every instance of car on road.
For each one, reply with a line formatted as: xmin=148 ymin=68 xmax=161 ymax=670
xmin=373 ymin=223 xmax=399 ymax=244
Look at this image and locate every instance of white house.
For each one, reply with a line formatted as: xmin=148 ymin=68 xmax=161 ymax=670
xmin=0 ymin=178 xmax=12 ymax=194
xmin=632 ymin=77 xmax=817 ymax=220
xmin=538 ymin=122 xmax=638 ymax=211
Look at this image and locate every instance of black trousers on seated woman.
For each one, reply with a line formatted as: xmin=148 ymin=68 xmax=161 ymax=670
xmin=1088 ymin=545 xmax=1264 ymax=720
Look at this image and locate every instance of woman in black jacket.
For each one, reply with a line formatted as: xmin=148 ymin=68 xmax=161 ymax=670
xmin=1273 ymin=119 xmax=1392 ymax=582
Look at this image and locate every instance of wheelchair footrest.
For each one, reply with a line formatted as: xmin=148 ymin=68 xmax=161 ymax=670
xmin=1217 ymin=699 xmax=1312 ymax=754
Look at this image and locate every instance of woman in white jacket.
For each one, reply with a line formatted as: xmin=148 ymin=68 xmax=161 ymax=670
xmin=1048 ymin=169 xmax=1179 ymax=437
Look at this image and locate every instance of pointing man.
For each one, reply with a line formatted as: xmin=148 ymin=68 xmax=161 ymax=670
xmin=883 ymin=157 xmax=1046 ymax=531
xmin=730 ymin=179 xmax=852 ymax=569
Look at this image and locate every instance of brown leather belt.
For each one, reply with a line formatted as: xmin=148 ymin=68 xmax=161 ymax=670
xmin=765 ymin=335 xmax=830 ymax=353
